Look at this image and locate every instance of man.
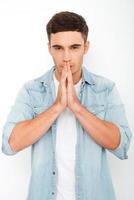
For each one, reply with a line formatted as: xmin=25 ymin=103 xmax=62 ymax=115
xmin=2 ymin=11 xmax=132 ymax=200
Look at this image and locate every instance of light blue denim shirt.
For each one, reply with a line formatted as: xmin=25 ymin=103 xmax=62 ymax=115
xmin=2 ymin=66 xmax=132 ymax=200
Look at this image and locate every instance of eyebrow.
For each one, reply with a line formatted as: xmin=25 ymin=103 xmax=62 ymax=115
xmin=51 ymin=44 xmax=82 ymax=48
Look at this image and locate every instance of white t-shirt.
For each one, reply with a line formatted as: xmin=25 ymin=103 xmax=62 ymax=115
xmin=53 ymin=71 xmax=82 ymax=200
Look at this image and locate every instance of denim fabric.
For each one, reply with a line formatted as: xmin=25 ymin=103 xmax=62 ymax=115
xmin=2 ymin=66 xmax=132 ymax=200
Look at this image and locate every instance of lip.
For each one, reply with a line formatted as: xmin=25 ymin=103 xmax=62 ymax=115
xmin=61 ymin=65 xmax=73 ymax=68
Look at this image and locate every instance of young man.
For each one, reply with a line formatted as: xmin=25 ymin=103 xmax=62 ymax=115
xmin=2 ymin=11 xmax=132 ymax=200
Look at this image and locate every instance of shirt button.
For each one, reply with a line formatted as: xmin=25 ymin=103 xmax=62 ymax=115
xmin=52 ymin=192 xmax=55 ymax=195
xmin=53 ymin=171 xmax=55 ymax=175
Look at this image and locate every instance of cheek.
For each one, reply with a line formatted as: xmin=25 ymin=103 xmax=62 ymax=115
xmin=74 ymin=53 xmax=84 ymax=63
xmin=51 ymin=54 xmax=61 ymax=63
xmin=52 ymin=56 xmax=63 ymax=70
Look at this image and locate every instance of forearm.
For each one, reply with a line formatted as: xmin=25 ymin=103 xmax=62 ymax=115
xmin=9 ymin=103 xmax=61 ymax=152
xmin=73 ymin=104 xmax=121 ymax=150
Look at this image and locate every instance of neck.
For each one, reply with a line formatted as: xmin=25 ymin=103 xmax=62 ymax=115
xmin=54 ymin=67 xmax=82 ymax=85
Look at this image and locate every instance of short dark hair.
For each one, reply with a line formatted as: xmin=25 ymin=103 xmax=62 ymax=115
xmin=46 ymin=11 xmax=89 ymax=42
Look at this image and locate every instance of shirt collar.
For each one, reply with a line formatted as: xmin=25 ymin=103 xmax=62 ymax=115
xmin=38 ymin=65 xmax=95 ymax=87
xmin=81 ymin=66 xmax=95 ymax=86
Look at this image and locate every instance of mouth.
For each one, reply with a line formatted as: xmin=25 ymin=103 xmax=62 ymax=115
xmin=60 ymin=65 xmax=73 ymax=68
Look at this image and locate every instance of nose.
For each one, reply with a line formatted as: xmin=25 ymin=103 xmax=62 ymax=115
xmin=62 ymin=49 xmax=71 ymax=62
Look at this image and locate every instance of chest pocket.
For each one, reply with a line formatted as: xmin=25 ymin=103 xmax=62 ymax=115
xmin=85 ymin=104 xmax=106 ymax=120
xmin=33 ymin=103 xmax=106 ymax=119
xmin=33 ymin=104 xmax=50 ymax=116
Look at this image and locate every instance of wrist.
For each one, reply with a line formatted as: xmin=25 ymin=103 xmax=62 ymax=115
xmin=70 ymin=102 xmax=82 ymax=114
xmin=53 ymin=102 xmax=65 ymax=114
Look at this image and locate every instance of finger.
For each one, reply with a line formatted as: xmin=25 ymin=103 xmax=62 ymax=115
xmin=67 ymin=63 xmax=73 ymax=86
xmin=63 ymin=62 xmax=68 ymax=69
xmin=61 ymin=65 xmax=67 ymax=81
xmin=60 ymin=66 xmax=67 ymax=94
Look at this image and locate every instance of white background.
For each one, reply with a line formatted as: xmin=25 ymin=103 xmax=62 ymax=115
xmin=0 ymin=0 xmax=134 ymax=199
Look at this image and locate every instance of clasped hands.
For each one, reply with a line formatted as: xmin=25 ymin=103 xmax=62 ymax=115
xmin=54 ymin=62 xmax=82 ymax=113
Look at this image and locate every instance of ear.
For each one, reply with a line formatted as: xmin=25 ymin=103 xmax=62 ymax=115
xmin=48 ymin=42 xmax=52 ymax=55
xmin=84 ymin=41 xmax=90 ymax=54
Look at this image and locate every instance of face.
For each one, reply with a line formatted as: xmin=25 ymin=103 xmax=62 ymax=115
xmin=48 ymin=31 xmax=89 ymax=78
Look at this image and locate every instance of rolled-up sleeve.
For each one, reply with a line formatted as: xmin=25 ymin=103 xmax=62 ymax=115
xmin=1 ymin=82 xmax=34 ymax=156
xmin=105 ymin=83 xmax=132 ymax=160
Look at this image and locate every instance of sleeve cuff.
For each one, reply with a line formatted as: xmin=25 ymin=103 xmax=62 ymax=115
xmin=2 ymin=123 xmax=18 ymax=156
xmin=109 ymin=125 xmax=128 ymax=160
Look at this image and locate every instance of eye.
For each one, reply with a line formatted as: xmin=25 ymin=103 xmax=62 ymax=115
xmin=71 ymin=46 xmax=80 ymax=50
xmin=53 ymin=46 xmax=61 ymax=50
